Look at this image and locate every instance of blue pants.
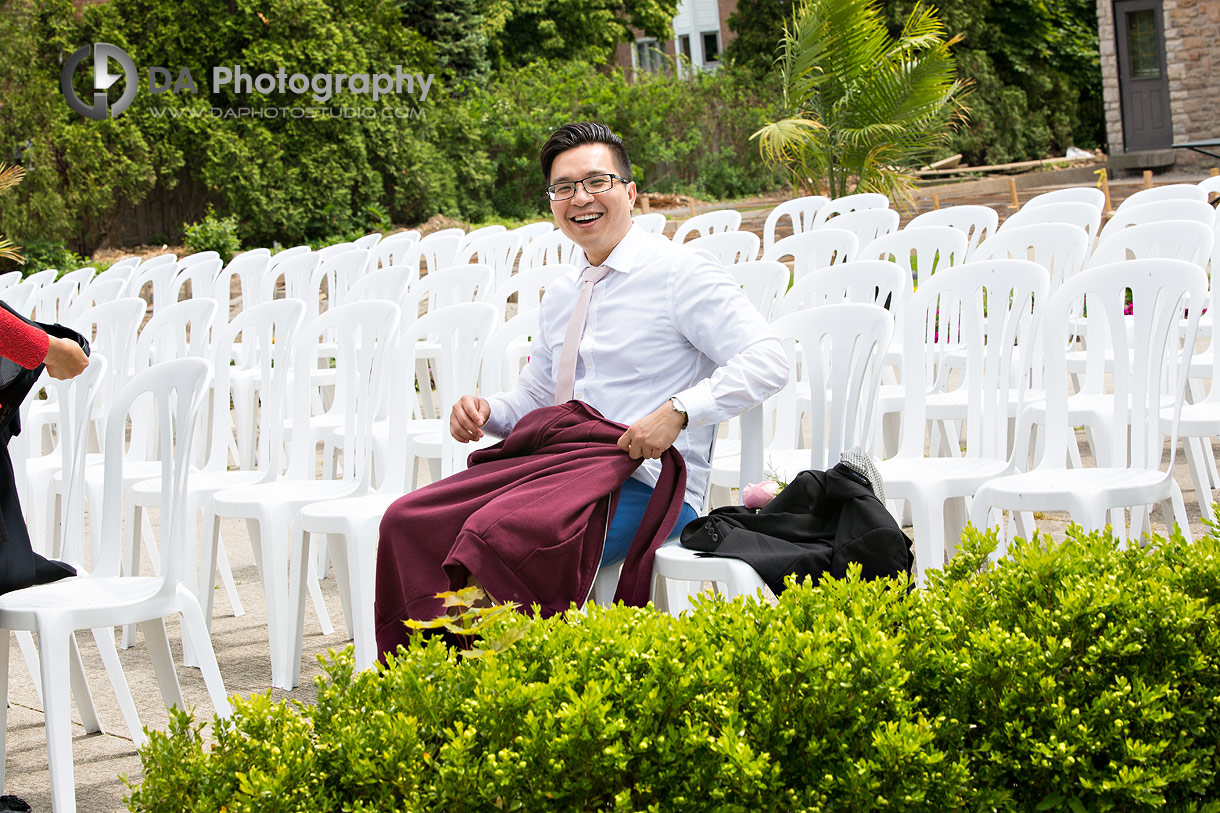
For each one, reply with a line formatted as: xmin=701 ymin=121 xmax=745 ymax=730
xmin=601 ymin=477 xmax=699 ymax=566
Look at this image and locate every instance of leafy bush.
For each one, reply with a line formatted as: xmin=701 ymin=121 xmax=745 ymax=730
xmin=182 ymin=205 xmax=241 ymax=263
xmin=15 ymin=238 xmax=91 ymax=277
xmin=130 ymin=524 xmax=1220 ymax=811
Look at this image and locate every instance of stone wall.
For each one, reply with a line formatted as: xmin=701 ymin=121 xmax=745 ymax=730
xmin=1098 ymin=0 xmax=1220 ymax=170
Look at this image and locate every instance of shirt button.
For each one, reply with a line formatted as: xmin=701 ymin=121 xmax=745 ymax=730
xmin=574 ymin=390 xmax=584 ymax=400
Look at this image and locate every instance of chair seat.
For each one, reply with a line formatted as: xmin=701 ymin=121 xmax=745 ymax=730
xmin=297 ymin=491 xmax=400 ymax=533
xmin=0 ymin=576 xmax=163 ymax=620
xmin=211 ymin=479 xmax=362 ymax=516
xmin=977 ymin=466 xmax=1174 ymax=507
xmin=879 ymin=455 xmax=1009 ymax=495
xmin=129 ymin=468 xmax=266 ymax=501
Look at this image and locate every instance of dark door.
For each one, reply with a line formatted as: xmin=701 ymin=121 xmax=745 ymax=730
xmin=1115 ymin=0 xmax=1173 ymax=150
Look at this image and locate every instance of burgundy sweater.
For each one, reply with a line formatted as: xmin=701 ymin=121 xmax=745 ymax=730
xmin=0 ymin=306 xmax=48 ymax=369
xmin=375 ymin=401 xmax=686 ymax=657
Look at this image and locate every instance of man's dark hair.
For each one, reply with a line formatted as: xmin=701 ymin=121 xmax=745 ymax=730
xmin=540 ymin=122 xmax=632 ymax=184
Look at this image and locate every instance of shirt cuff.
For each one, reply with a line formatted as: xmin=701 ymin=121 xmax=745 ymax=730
xmin=481 ymin=395 xmax=512 ymax=439
xmin=673 ymin=381 xmax=716 ymax=428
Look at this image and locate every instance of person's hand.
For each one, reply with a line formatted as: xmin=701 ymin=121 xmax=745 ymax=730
xmin=450 ymin=395 xmax=490 ymax=443
xmin=617 ymin=400 xmax=684 ymax=460
xmin=43 ymin=336 xmax=89 ymax=380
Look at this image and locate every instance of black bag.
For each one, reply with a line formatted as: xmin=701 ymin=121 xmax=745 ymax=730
xmin=0 ymin=300 xmax=84 ymax=594
xmin=680 ymin=462 xmax=912 ymax=595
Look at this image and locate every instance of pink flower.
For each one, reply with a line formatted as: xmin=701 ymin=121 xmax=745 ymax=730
xmin=742 ymin=480 xmax=782 ymax=509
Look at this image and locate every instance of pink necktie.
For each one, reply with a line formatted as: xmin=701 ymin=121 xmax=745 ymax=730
xmin=555 ymin=265 xmax=610 ymax=404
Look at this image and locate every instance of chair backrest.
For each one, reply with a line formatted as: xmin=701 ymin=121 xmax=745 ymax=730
xmin=57 ymin=266 xmax=96 ymax=290
xmin=263 ymin=251 xmax=320 ymax=307
xmin=762 ymin=195 xmax=830 ymax=254
xmin=133 ymin=298 xmax=218 ymax=372
xmin=416 ymin=233 xmax=464 ymax=275
xmin=266 ymin=245 xmax=310 ymax=270
xmin=178 ymin=250 xmax=221 ymax=269
xmin=457 ymin=224 xmax=508 ymax=257
xmin=462 ymin=231 xmax=524 ymax=290
xmin=725 ymin=261 xmax=788 ymax=321
xmin=770 ymin=303 xmax=893 ymax=466
xmin=383 ymin=302 xmax=498 ymax=485
xmin=49 ymin=354 xmax=106 ymax=568
xmin=285 ymin=301 xmax=400 ymax=483
xmin=213 ymin=250 xmax=272 ymax=315
xmin=1197 ymin=175 xmax=1220 ymax=202
xmin=0 ymin=270 xmax=22 ymax=292
xmin=1022 ymin=187 xmax=1106 ymax=210
xmin=74 ymin=297 xmax=145 ymax=402
xmin=824 ymin=208 xmax=899 ymax=250
xmin=492 ymin=263 xmax=569 ymax=318
xmin=897 ymin=260 xmax=1050 ymax=462
xmin=1087 ymin=220 xmax=1214 ymax=269
xmin=813 ymin=192 xmax=889 ymax=225
xmin=206 ymin=299 xmax=306 ymax=474
xmin=763 ymin=228 xmax=858 ymax=282
xmin=401 ymin=263 xmax=495 ymax=319
xmin=520 ymin=229 xmax=581 ymax=270
xmin=1096 ymin=199 xmax=1215 ymax=245
xmin=366 ymin=233 xmax=421 ymax=274
xmin=906 ymin=205 xmax=999 ymax=261
xmin=672 ymin=209 xmax=742 ymax=244
xmin=1117 ymin=183 xmax=1208 ymax=211
xmin=0 ymin=281 xmax=36 ymax=315
xmin=347 ymin=266 xmax=414 ymax=303
xmin=27 ymin=277 xmax=79 ymax=323
xmin=321 ymin=247 xmax=372 ymax=309
xmin=353 ymin=232 xmax=382 ymax=250
xmin=478 ymin=309 xmax=540 ymax=395
xmin=23 ymin=268 xmax=61 ymax=290
xmin=170 ymin=257 xmax=223 ymax=302
xmin=69 ymin=276 xmax=128 ymax=321
xmin=315 ymin=241 xmax=357 ymax=262
xmin=127 ymin=258 xmax=178 ymax=315
xmin=96 ymin=357 xmax=212 ymax=586
xmin=862 ymin=226 xmax=967 ymax=288
xmin=685 ymin=231 xmax=760 ymax=265
xmin=1000 ymin=201 xmax=1103 ymax=246
xmin=1036 ymin=259 xmax=1207 ymax=472
xmin=973 ymin=222 xmax=1090 ymax=290
xmin=512 ymin=221 xmax=554 ymax=246
xmin=778 ymin=260 xmax=908 ymax=317
xmin=632 ymin=213 xmax=666 ymax=235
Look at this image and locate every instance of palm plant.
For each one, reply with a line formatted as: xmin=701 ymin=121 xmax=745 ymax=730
xmin=0 ymin=163 xmax=26 ymax=264
xmin=752 ymin=0 xmax=967 ymax=209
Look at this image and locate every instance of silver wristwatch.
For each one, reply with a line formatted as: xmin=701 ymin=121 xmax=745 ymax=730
xmin=670 ymin=396 xmax=688 ymax=429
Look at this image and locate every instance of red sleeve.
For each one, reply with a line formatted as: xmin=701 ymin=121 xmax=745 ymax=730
xmin=0 ymin=306 xmax=50 ymax=369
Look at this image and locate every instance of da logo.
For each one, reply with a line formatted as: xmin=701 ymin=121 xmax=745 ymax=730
xmin=61 ymin=42 xmax=137 ymax=120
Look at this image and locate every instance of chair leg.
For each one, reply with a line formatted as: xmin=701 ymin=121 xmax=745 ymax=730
xmin=1184 ymin=438 xmax=1215 ymax=523
xmin=215 ymin=531 xmax=245 ymax=617
xmin=1170 ymin=482 xmax=1193 ymax=543
xmin=68 ymin=633 xmax=101 ymax=735
xmin=288 ymin=522 xmax=312 ymax=691
xmin=90 ymin=627 xmax=145 ymax=748
xmin=201 ymin=512 xmax=223 ymax=632
xmin=176 ymin=591 xmax=231 ymax=717
xmin=15 ymin=631 xmax=42 ymax=706
xmin=121 ymin=501 xmax=143 ymax=649
xmin=910 ymin=498 xmax=945 ymax=588
xmin=140 ymin=618 xmax=185 ymax=711
xmin=40 ymin=623 xmax=79 ymax=813
xmin=350 ymin=534 xmax=379 ymax=671
xmin=327 ymin=534 xmax=356 ymax=640
xmin=0 ymin=631 xmax=9 ymax=792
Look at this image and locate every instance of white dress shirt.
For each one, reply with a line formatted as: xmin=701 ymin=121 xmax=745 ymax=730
xmin=484 ymin=224 xmax=786 ymax=509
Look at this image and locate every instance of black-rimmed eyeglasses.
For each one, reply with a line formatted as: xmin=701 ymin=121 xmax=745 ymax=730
xmin=545 ymin=173 xmax=630 ymax=201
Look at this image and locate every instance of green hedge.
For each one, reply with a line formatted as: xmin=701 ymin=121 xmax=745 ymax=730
xmin=129 ymin=524 xmax=1220 ymax=811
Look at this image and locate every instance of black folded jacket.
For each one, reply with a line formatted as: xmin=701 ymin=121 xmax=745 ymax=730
xmin=680 ymin=463 xmax=913 ymax=595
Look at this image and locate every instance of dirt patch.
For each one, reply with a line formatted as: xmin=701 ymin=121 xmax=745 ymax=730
xmin=91 ymin=244 xmax=183 ymax=266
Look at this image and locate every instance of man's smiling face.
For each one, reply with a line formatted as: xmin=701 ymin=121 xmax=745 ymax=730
xmin=548 ymin=143 xmax=636 ymax=266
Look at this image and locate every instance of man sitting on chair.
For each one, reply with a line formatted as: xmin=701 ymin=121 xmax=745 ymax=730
xmin=375 ymin=122 xmax=785 ymax=652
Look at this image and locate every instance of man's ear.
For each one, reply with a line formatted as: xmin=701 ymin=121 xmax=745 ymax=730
xmin=626 ymin=180 xmax=637 ymax=208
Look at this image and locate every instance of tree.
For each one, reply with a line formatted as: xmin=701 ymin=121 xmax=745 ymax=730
xmin=724 ymin=0 xmax=791 ymax=78
xmin=484 ymin=0 xmax=679 ymax=70
xmin=0 ymin=164 xmax=25 ymax=263
xmin=752 ymin=0 xmax=966 ymax=207
xmin=398 ymin=0 xmax=491 ymax=85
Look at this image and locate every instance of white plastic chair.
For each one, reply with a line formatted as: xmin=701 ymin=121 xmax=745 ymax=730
xmin=461 ymin=231 xmax=524 ymax=289
xmin=68 ymin=277 xmax=127 ymax=321
xmin=725 ymin=261 xmax=789 ymax=321
xmin=632 ymin=213 xmax=667 ymax=235
xmin=973 ymin=223 xmax=1091 ymax=290
xmin=519 ymin=228 xmax=581 ymax=270
xmin=456 ymin=225 xmax=508 ymax=257
xmin=287 ymin=303 xmax=496 ymax=680
xmin=907 ymin=205 xmax=999 ymax=260
xmin=1116 ymin=183 xmax=1208 ymax=211
xmin=212 ymin=250 xmax=271 ymax=317
xmin=315 ymin=241 xmax=357 ymax=262
xmin=319 ymin=247 xmax=372 ymax=310
xmin=128 ymin=300 xmax=307 ymax=653
xmin=1196 ymin=175 xmax=1220 ymax=202
xmin=762 ymin=195 xmax=830 ymax=253
xmin=353 ymin=232 xmax=382 ymax=250
xmin=1022 ymin=187 xmax=1106 ymax=210
xmin=177 ymin=250 xmax=221 ymax=269
xmin=0 ymin=358 xmax=230 ymax=813
xmin=671 ymin=210 xmax=742 ymax=244
xmin=346 ymin=266 xmax=414 ymax=303
xmin=1000 ymin=201 xmax=1103 ymax=246
xmin=126 ymin=257 xmax=178 ymax=315
xmin=685 ymin=231 xmax=760 ymax=265
xmin=415 ymin=233 xmax=465 ymax=275
xmin=1087 ymin=220 xmax=1214 ymax=269
xmin=875 ymin=260 xmax=1050 ymax=584
xmin=1096 ymin=199 xmax=1215 ymax=245
xmin=511 ymin=221 xmax=554 ymax=246
xmin=0 ymin=282 xmax=36 ymax=316
xmin=267 ymin=244 xmax=310 ymax=270
xmin=27 ymin=277 xmax=79 ymax=324
xmin=206 ymin=300 xmax=399 ymax=689
xmin=777 ymin=261 xmax=908 ymax=317
xmin=972 ymin=260 xmax=1207 ymax=550
xmin=0 ymin=271 xmax=22 ymax=293
xmin=861 ymin=226 xmax=967 ymax=288
xmin=365 ymin=234 xmax=421 ymax=276
xmin=654 ymin=303 xmax=892 ymax=612
xmin=170 ymin=257 xmax=223 ymax=305
xmin=1166 ymin=271 xmax=1220 ymax=522
xmin=812 ymin=192 xmax=889 ymax=224
xmin=22 ymin=268 xmax=61 ymax=291
xmin=491 ymin=263 xmax=569 ymax=319
xmin=763 ymin=228 xmax=858 ymax=282
xmin=822 ymin=207 xmax=899 ymax=249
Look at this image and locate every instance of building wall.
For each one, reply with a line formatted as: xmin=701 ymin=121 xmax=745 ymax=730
xmin=1098 ymin=0 xmax=1220 ymax=168
xmin=616 ymin=0 xmax=737 ymax=76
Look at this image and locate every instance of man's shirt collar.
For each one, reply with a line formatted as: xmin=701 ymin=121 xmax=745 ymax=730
xmin=581 ymin=223 xmax=647 ymax=275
